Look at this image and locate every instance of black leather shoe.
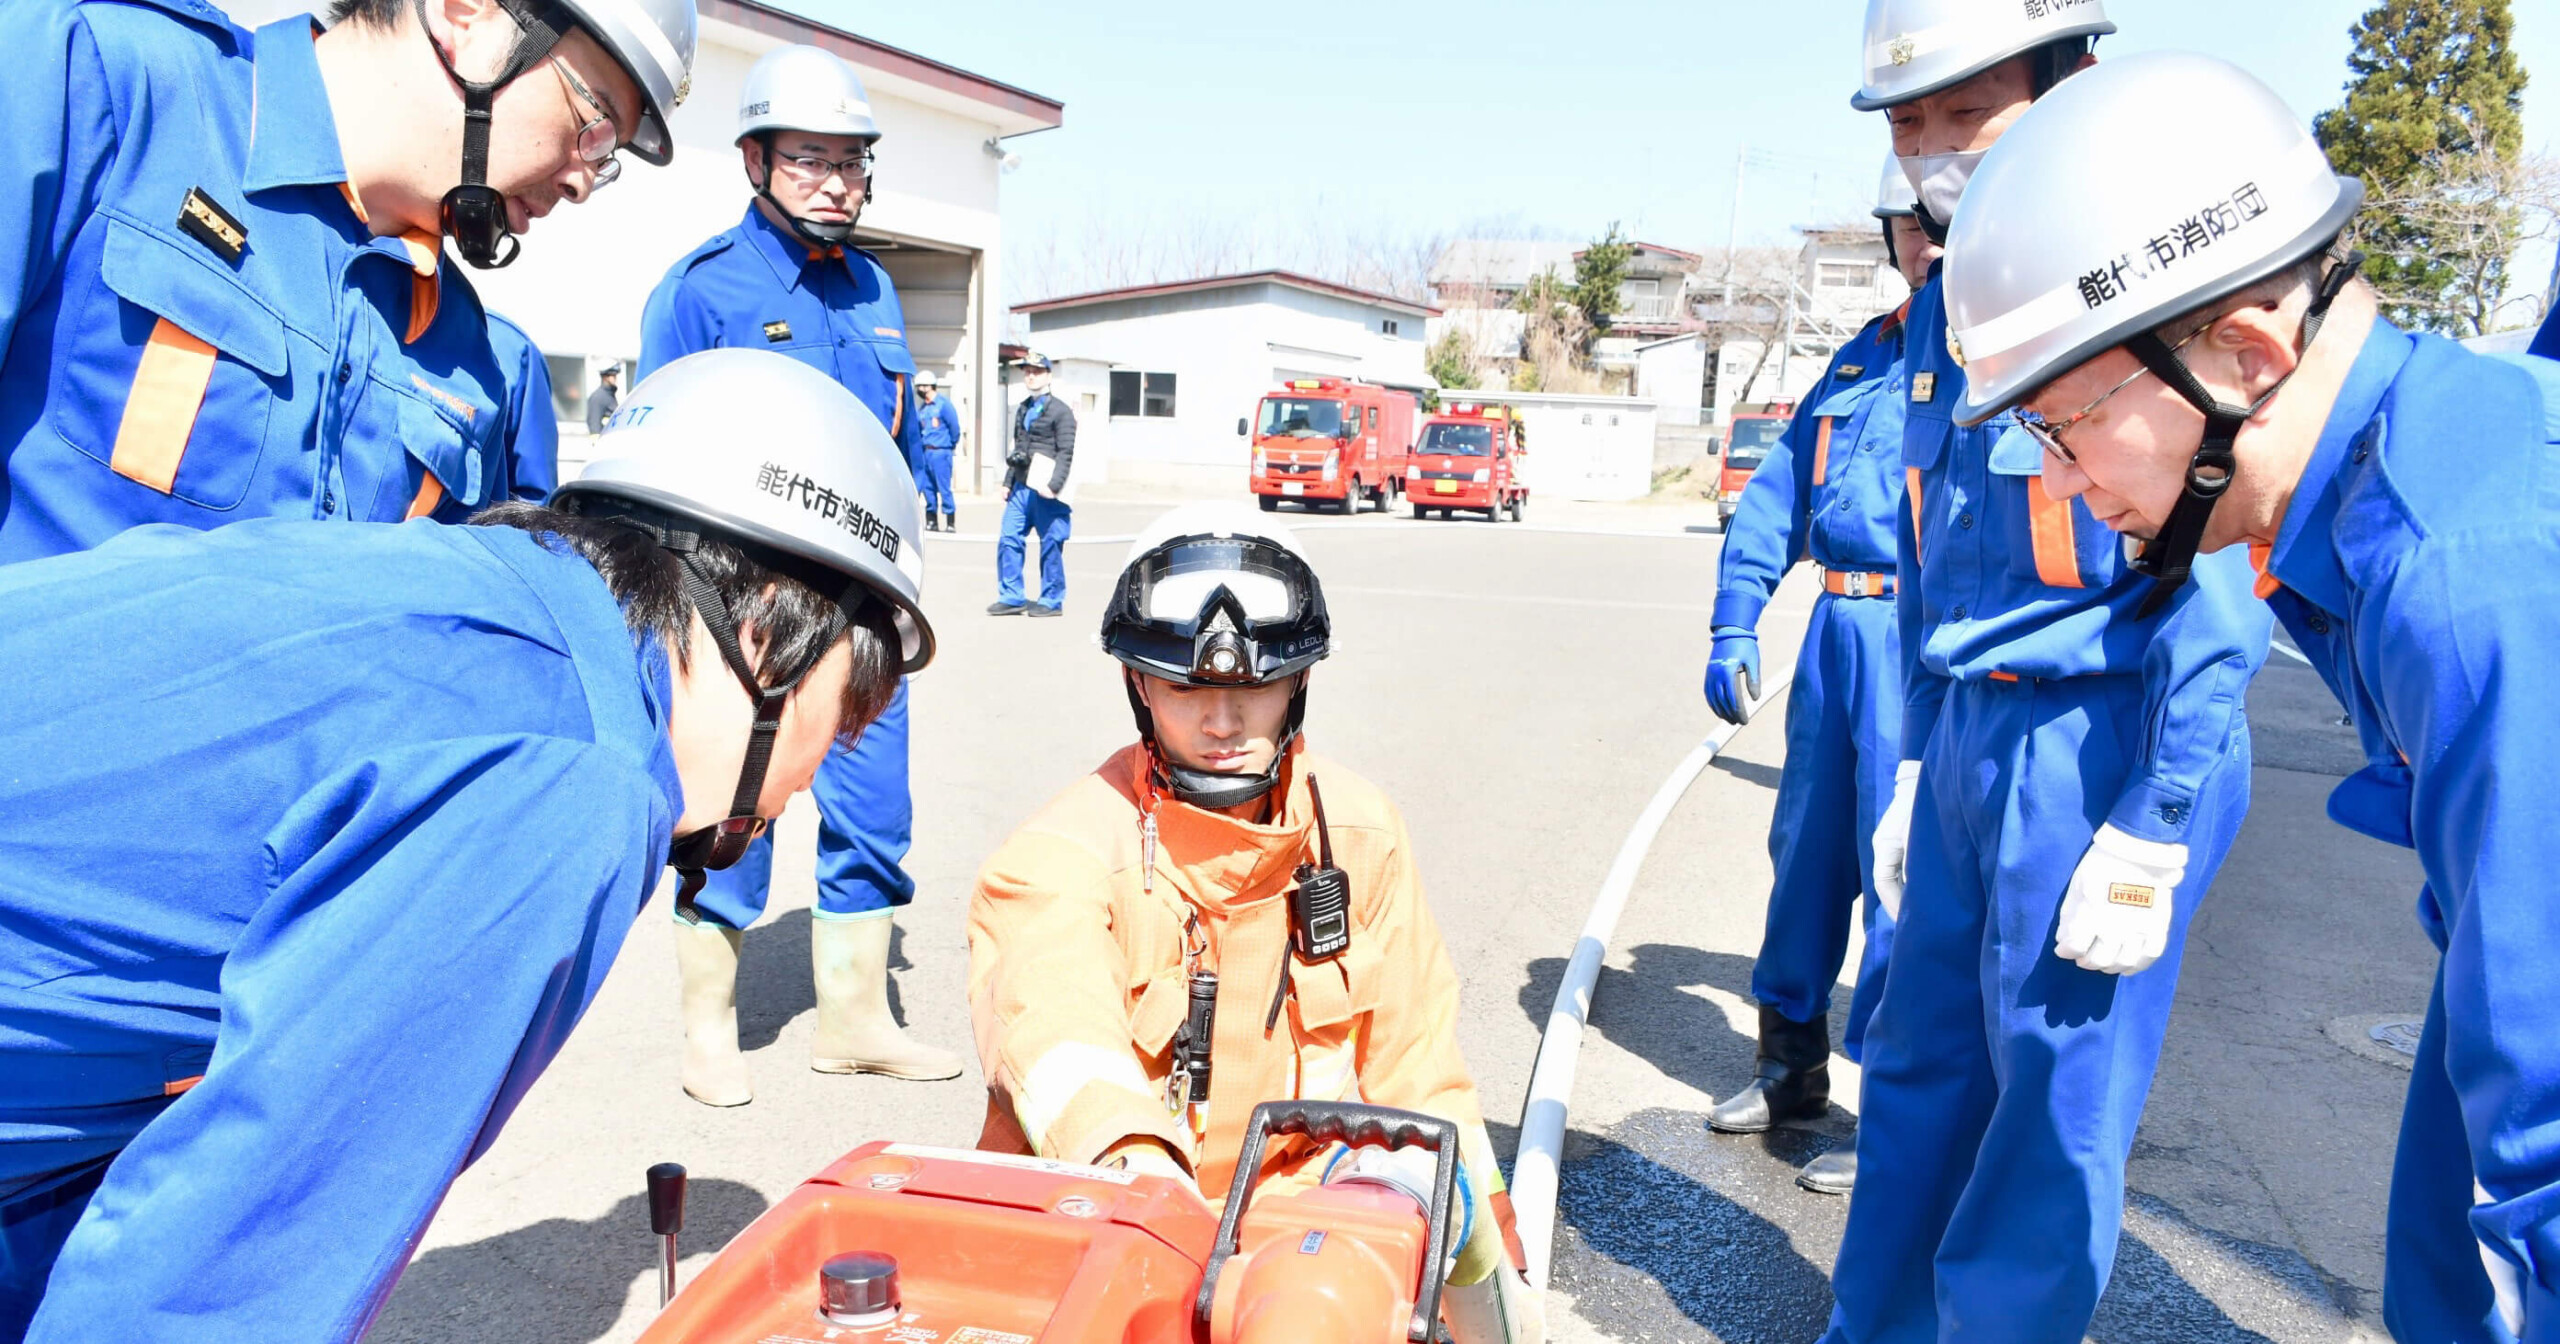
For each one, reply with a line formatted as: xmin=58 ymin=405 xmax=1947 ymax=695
xmin=1705 ymin=1005 xmax=1831 ymax=1134
xmin=1027 ymin=604 xmax=1063 ymax=618
xmin=942 ymin=513 xmax=956 ymax=531
xmin=987 ymin=600 xmax=1027 ymax=616
xmin=1798 ymin=1143 xmax=1856 ymax=1195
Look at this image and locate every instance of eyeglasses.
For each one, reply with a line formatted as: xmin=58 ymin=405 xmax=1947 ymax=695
xmin=2016 ymin=324 xmax=2205 ymax=463
xmin=552 ymin=56 xmax=624 ymax=190
xmin=775 ymin=150 xmax=875 ymax=185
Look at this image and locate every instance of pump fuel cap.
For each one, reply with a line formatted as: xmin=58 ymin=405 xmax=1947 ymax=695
xmin=819 ymin=1251 xmax=900 ymax=1326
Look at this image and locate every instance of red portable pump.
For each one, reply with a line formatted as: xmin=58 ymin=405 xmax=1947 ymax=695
xmin=636 ymin=1101 xmax=1460 ymax=1344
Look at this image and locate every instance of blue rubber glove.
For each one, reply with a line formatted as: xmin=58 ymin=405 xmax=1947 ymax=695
xmin=1704 ymin=626 xmax=1761 ymax=725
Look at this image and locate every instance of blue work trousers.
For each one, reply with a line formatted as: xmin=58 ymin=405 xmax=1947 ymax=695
xmin=689 ymin=681 xmax=913 ymax=930
xmin=1822 ymin=673 xmax=2249 ymax=1344
xmin=997 ymin=487 xmax=1071 ymax=610
xmin=1748 ymin=590 xmax=1903 ymax=1062
xmin=917 ymin=449 xmax=956 ymax=517
xmin=2386 ymin=962 xmax=2554 ymax=1343
xmin=1 ymin=1162 xmax=110 ymax=1342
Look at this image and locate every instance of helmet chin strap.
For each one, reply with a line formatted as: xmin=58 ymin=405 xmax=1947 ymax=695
xmin=418 ymin=0 xmax=566 ymax=270
xmin=647 ymin=528 xmax=805 ymax=923
xmin=2125 ymin=253 xmax=2362 ymax=617
xmin=1122 ymin=670 xmax=1309 ymax=812
xmin=749 ymin=133 xmax=865 ymax=250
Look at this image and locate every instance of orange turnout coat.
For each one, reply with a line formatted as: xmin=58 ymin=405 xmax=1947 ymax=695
xmin=968 ymin=741 xmax=1508 ymax=1233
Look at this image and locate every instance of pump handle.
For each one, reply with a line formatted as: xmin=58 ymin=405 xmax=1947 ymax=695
xmin=1194 ymin=1100 xmax=1458 ymax=1342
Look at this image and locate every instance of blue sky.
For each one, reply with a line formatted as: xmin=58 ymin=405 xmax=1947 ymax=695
xmin=783 ymin=2 xmax=2560 ymax=299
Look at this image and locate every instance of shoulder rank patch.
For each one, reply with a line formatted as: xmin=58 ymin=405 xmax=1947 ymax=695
xmin=763 ymin=320 xmax=793 ymax=343
xmin=1837 ymin=364 xmax=1865 ymax=379
xmin=1912 ymin=372 xmax=1937 ymax=403
xmin=178 ymin=188 xmax=247 ymax=265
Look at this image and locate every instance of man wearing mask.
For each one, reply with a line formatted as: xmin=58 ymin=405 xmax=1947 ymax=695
xmin=915 ymin=369 xmax=962 ymax=532
xmin=1824 ymin=3 xmax=2273 ymax=1340
xmin=640 ymin=42 xmax=955 ymax=1105
xmin=988 ymin=353 xmax=1076 ymax=617
xmin=1946 ymin=52 xmax=2560 ymax=1341
xmin=0 ymin=0 xmax=693 ymax=563
xmin=1698 ymin=155 xmax=1938 ymax=1197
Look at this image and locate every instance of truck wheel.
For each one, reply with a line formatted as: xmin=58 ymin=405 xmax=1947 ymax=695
xmin=1508 ymin=495 xmax=1524 ymax=522
xmin=1258 ymin=495 xmax=1279 ymax=513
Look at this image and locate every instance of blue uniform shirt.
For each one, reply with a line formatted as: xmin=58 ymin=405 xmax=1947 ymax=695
xmin=481 ymin=311 xmax=560 ymax=509
xmin=639 ymin=204 xmax=920 ymax=466
xmin=0 ymin=518 xmax=683 ymax=1338
xmin=1714 ymin=306 xmax=1909 ymax=631
xmin=0 ymin=3 xmax=510 ymax=562
xmin=1897 ymin=268 xmax=2271 ymax=843
xmin=2263 ymin=320 xmax=2560 ymax=1321
xmin=917 ymin=394 xmax=961 ymax=451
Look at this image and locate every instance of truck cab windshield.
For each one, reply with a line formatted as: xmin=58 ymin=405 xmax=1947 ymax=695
xmin=1259 ymin=398 xmax=1349 ymax=439
xmin=1724 ymin=417 xmax=1786 ymax=470
xmin=1419 ymin=423 xmax=1495 ymax=457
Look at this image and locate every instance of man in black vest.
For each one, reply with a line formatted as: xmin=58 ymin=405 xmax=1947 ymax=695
xmin=989 ymin=353 xmax=1077 ymax=617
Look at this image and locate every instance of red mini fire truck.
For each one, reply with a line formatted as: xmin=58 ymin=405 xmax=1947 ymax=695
xmin=1407 ymin=401 xmax=1528 ymax=522
xmin=1245 ymin=379 xmax=1417 ymax=514
xmin=1713 ymin=404 xmax=1794 ymax=528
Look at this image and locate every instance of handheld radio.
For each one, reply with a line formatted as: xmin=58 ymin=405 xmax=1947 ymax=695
xmin=1289 ymin=777 xmax=1352 ymax=962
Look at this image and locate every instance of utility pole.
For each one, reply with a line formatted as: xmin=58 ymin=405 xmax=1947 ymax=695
xmin=1720 ymin=145 xmax=1746 ymax=312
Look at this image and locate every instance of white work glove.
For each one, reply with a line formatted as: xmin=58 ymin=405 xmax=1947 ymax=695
xmin=2053 ymin=824 xmax=2188 ymax=975
xmin=1871 ymin=760 xmax=1924 ymax=919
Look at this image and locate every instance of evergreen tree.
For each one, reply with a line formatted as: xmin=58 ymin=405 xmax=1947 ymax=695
xmin=1572 ymin=224 xmax=1637 ymax=341
xmin=2314 ymin=0 xmax=2529 ymax=333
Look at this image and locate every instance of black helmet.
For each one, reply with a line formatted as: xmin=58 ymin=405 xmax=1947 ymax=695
xmin=1101 ymin=503 xmax=1331 ymax=809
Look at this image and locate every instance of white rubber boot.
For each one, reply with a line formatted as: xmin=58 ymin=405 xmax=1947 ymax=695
xmin=809 ymin=916 xmax=964 ymax=1081
xmin=673 ymin=920 xmax=753 ymax=1107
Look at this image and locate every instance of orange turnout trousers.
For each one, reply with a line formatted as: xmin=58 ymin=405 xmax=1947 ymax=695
xmin=968 ymin=742 xmax=1512 ymax=1257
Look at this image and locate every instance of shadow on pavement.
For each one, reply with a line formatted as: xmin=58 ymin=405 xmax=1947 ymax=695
xmin=1554 ymin=1108 xmax=1836 ymax=1344
xmin=364 ymin=1178 xmax=770 ymax=1344
xmin=1710 ymin=755 xmax=1786 ymax=792
xmin=736 ymin=913 xmax=923 ymax=1052
xmin=1518 ymin=944 xmax=1859 ymax=1144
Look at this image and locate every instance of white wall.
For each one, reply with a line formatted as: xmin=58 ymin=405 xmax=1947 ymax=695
xmin=1634 ymin=337 xmax=1707 ymax=426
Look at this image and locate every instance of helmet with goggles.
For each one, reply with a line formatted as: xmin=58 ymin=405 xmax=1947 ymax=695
xmin=1101 ymin=502 xmax=1331 ymax=809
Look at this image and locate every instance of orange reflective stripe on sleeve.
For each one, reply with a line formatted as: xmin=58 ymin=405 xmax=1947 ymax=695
xmin=405 ymin=472 xmax=446 ymax=519
xmin=2027 ymin=484 xmax=2084 ymax=589
xmin=1905 ymin=467 xmax=1924 ymax=564
xmin=1812 ymin=416 xmax=1834 ymax=487
xmin=163 ymin=1075 xmax=204 ymax=1097
xmin=111 ymin=318 xmax=219 ymax=495
xmin=890 ymin=374 xmax=908 ymax=439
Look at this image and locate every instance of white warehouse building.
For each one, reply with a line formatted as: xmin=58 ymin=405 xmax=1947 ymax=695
xmin=216 ymin=0 xmax=1062 ymax=490
xmin=1012 ymin=271 xmax=1437 ymax=493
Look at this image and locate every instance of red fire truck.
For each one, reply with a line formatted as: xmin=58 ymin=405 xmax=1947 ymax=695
xmin=1713 ymin=404 xmax=1795 ymax=528
xmin=1245 ymin=379 xmax=1417 ymax=514
xmin=1407 ymin=400 xmax=1528 ymax=522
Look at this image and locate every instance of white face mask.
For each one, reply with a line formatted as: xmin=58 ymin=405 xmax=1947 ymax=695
xmin=1899 ymin=150 xmax=1988 ymax=225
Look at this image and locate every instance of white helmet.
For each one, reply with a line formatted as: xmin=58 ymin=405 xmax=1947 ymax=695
xmin=555 ymin=349 xmax=933 ymax=673
xmin=1943 ymin=51 xmax=2364 ymax=425
xmin=547 ymin=0 xmax=695 ymax=165
xmin=738 ymin=44 xmax=882 ymax=143
xmin=1852 ymin=0 xmax=2115 ymax=111
xmin=1873 ymin=150 xmax=1918 ymax=219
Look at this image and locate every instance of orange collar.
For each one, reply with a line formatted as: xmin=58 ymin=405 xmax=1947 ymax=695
xmin=2247 ymin=541 xmax=2282 ymax=600
xmin=337 ymin=183 xmax=445 ymax=343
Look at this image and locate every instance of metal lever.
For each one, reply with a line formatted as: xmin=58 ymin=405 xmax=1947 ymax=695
xmin=647 ymin=1162 xmax=688 ymax=1308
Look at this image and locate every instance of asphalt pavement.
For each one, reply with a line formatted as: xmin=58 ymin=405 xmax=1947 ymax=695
xmin=366 ymin=489 xmax=2427 ymax=1344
